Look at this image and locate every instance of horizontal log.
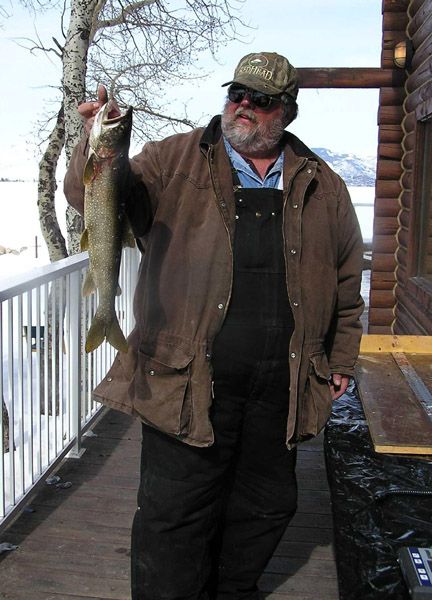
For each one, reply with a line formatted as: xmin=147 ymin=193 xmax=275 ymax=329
xmin=408 ymin=0 xmax=429 ymax=18
xmin=370 ymin=288 xmax=396 ymax=308
xmin=382 ymin=0 xmax=410 ymax=13
xmin=383 ymin=30 xmax=409 ymax=44
xmin=378 ymin=142 xmax=403 ymax=160
xmin=411 ymin=31 xmax=432 ymax=72
xmin=373 ymin=234 xmax=398 ymax=253
xmin=296 ymin=68 xmax=406 ymax=89
xmin=401 ymin=149 xmax=414 ymax=170
xmin=383 ymin=11 xmax=409 ymax=31
xmin=411 ymin=14 xmax=432 ymax=52
xmin=396 ymin=225 xmax=409 ymax=248
xmin=376 ymin=158 xmax=403 ymax=180
xmin=398 ymin=207 xmax=411 ymax=229
xmin=400 ymin=189 xmax=413 ymax=209
xmin=375 ymin=197 xmax=401 ymax=217
xmin=372 ymin=252 xmax=398 ymax=271
xmin=405 ymin=80 xmax=432 ymax=114
xmin=374 ymin=215 xmax=399 ymax=234
xmin=402 ymin=110 xmax=417 ymax=133
xmin=394 ymin=291 xmax=432 ymax=334
xmin=379 ymin=124 xmax=404 ymax=143
xmin=371 ymin=270 xmax=397 ymax=284
xmin=395 ymin=246 xmax=408 ymax=270
xmin=376 ymin=179 xmax=402 ymax=198
xmin=401 ymin=170 xmax=413 ymax=190
xmin=402 ymin=130 xmax=415 ymax=151
xmin=368 ymin=324 xmax=393 ymax=334
xmin=406 ymin=61 xmax=432 ymax=94
xmin=368 ymin=307 xmax=395 ymax=326
xmin=380 ymin=87 xmax=407 ymax=105
xmin=378 ymin=104 xmax=405 ymax=125
xmin=407 ymin=0 xmax=432 ymax=38
xmin=407 ymin=277 xmax=432 ymax=308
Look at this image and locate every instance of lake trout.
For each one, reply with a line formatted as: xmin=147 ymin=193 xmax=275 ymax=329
xmin=80 ymin=101 xmax=135 ymax=353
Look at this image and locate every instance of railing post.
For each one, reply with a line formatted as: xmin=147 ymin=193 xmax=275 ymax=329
xmin=68 ymin=270 xmax=85 ymax=458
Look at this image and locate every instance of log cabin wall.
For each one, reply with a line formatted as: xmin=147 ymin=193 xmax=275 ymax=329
xmin=393 ymin=0 xmax=432 ymax=334
xmin=368 ymin=0 xmax=410 ymax=333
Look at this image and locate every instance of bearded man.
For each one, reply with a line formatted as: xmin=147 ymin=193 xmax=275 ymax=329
xmin=65 ymin=51 xmax=364 ymax=600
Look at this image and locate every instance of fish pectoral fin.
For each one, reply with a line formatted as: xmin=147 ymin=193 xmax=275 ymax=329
xmin=107 ymin=318 xmax=128 ymax=353
xmin=123 ymin=218 xmax=136 ymax=249
xmin=83 ymin=153 xmax=97 ymax=185
xmin=82 ymin=270 xmax=96 ymax=296
xmin=80 ymin=229 xmax=89 ymax=251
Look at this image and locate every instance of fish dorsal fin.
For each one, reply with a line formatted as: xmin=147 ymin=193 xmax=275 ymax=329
xmin=83 ymin=152 xmax=97 ymax=185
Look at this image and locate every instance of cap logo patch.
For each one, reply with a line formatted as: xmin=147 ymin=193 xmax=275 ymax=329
xmin=239 ymin=55 xmax=273 ymax=82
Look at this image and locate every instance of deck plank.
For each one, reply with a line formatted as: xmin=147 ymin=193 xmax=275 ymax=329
xmin=0 ymin=411 xmax=338 ymax=599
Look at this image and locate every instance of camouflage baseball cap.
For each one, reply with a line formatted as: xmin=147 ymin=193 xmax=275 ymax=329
xmin=222 ymin=52 xmax=299 ymax=100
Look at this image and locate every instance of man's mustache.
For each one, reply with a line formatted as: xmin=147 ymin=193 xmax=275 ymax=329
xmin=234 ymin=108 xmax=257 ymax=123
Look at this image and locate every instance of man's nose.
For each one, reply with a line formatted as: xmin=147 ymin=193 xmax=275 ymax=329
xmin=239 ymin=92 xmax=253 ymax=107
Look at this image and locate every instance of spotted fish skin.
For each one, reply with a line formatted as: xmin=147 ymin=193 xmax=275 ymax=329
xmin=81 ymin=102 xmax=134 ymax=353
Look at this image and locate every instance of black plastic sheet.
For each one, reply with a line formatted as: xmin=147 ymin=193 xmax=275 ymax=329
xmin=324 ymin=382 xmax=432 ymax=600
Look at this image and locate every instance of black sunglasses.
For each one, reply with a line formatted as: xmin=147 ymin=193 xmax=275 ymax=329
xmin=227 ymin=85 xmax=281 ymax=110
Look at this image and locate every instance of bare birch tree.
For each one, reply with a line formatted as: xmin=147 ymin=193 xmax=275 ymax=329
xmin=30 ymin=0 xmax=246 ymax=258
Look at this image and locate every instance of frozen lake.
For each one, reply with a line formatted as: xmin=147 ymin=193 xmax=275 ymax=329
xmin=0 ymin=180 xmax=375 ymax=278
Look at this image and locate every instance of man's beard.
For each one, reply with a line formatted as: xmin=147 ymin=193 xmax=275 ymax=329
xmin=221 ymin=101 xmax=286 ymax=156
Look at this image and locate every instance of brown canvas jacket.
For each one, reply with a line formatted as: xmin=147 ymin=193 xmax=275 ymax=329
xmin=64 ymin=115 xmax=364 ymax=448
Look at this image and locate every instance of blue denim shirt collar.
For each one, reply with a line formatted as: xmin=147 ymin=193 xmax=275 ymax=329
xmin=223 ymin=138 xmax=284 ymax=189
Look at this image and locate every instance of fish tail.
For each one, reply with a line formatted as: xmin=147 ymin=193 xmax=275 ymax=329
xmin=85 ymin=311 xmax=128 ymax=353
xmin=106 ymin=317 xmax=128 ymax=353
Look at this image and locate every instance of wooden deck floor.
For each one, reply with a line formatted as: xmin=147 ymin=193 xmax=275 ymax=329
xmin=0 ymin=410 xmax=338 ymax=600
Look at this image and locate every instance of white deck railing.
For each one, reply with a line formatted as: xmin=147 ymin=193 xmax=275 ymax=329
xmin=0 ymin=248 xmax=139 ymax=532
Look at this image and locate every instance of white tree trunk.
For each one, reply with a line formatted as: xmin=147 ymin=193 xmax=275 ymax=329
xmin=63 ymin=0 xmax=102 ymax=254
xmin=38 ymin=104 xmax=68 ymax=262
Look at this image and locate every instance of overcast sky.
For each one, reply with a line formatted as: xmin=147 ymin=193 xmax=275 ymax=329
xmin=0 ymin=0 xmax=382 ymax=180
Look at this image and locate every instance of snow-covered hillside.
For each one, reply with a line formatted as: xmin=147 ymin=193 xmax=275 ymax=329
xmin=312 ymin=147 xmax=376 ymax=186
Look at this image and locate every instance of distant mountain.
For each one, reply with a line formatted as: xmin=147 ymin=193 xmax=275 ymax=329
xmin=312 ymin=147 xmax=376 ymax=186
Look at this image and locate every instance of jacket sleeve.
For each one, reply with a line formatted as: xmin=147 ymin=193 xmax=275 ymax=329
xmin=63 ymin=138 xmax=160 ymax=239
xmin=63 ymin=137 xmax=88 ymax=216
xmin=326 ymin=178 xmax=365 ymax=375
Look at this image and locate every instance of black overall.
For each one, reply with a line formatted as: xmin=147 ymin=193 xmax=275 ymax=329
xmin=131 ymin=174 xmax=297 ymax=600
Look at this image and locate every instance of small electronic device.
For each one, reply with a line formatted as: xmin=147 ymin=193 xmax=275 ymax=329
xmin=399 ymin=547 xmax=432 ymax=598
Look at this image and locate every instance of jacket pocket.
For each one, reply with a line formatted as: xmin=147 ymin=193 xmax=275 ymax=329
xmin=133 ymin=342 xmax=194 ymax=437
xmin=299 ymin=351 xmax=333 ymax=439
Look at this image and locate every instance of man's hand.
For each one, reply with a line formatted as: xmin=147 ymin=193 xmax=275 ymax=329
xmin=328 ymin=373 xmax=350 ymax=400
xmin=78 ymin=84 xmax=120 ymax=135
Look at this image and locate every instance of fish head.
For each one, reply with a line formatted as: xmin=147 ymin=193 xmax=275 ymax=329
xmin=90 ymin=103 xmax=133 ymax=159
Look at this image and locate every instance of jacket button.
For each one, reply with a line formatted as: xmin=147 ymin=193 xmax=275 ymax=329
xmin=293 ymin=301 xmax=299 ymax=307
xmin=218 ymin=303 xmax=224 ymax=310
xmin=205 ymin=352 xmax=211 ymax=360
xmin=290 ymin=249 xmax=297 ymax=255
xmin=290 ymin=352 xmax=296 ymax=359
xmin=292 ymin=204 xmax=298 ymax=209
xmin=307 ymin=168 xmax=312 ymax=174
xmin=220 ymin=202 xmax=226 ymax=208
xmin=149 ymin=370 xmax=155 ymax=376
xmin=106 ymin=376 xmax=113 ymax=382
